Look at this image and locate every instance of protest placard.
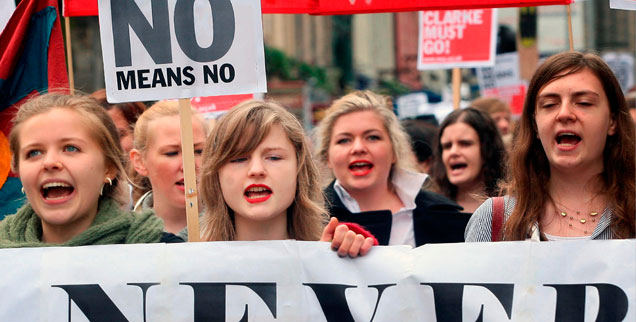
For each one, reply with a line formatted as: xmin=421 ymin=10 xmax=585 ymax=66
xmin=610 ymin=0 xmax=636 ymax=10
xmin=191 ymin=94 xmax=256 ymax=119
xmin=477 ymin=52 xmax=527 ymax=114
xmin=417 ymin=9 xmax=497 ymax=70
xmin=98 ymin=0 xmax=266 ymax=103
xmin=1 ymin=240 xmax=633 ymax=321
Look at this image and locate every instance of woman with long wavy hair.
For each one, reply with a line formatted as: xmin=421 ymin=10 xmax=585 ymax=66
xmin=466 ymin=51 xmax=635 ymax=241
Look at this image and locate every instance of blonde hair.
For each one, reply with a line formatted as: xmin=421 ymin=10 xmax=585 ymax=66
xmin=9 ymin=93 xmax=128 ymax=205
xmin=314 ymin=90 xmax=415 ymax=184
xmin=200 ymin=99 xmax=327 ymax=241
xmin=130 ymin=100 xmax=209 ymax=203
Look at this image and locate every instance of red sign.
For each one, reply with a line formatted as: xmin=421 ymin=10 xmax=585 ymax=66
xmin=417 ymin=9 xmax=497 ymax=69
xmin=190 ymin=94 xmax=255 ymax=118
xmin=483 ymin=84 xmax=527 ymax=115
xmin=62 ymin=0 xmax=572 ymax=17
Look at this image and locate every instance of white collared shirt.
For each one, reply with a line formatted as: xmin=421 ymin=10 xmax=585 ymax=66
xmin=333 ymin=168 xmax=428 ymax=247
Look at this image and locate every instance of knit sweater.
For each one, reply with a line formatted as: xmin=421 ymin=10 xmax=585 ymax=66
xmin=0 ymin=198 xmax=165 ymax=248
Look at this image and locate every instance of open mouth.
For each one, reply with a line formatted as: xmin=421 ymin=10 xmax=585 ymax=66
xmin=176 ymin=179 xmax=185 ymax=190
xmin=348 ymin=160 xmax=373 ymax=176
xmin=244 ymin=184 xmax=272 ymax=203
xmin=450 ymin=162 xmax=467 ymax=171
xmin=41 ymin=181 xmax=74 ymax=201
xmin=556 ymin=132 xmax=581 ymax=147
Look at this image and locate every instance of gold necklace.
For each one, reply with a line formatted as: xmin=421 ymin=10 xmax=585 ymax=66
xmin=553 ymin=200 xmax=600 ymax=235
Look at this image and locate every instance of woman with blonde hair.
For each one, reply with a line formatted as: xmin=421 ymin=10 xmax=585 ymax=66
xmin=1 ymin=93 xmax=180 ymax=247
xmin=466 ymin=51 xmax=635 ymax=241
xmin=315 ymin=90 xmax=470 ymax=247
xmin=129 ymin=100 xmax=209 ymax=236
xmin=200 ymin=99 xmax=375 ymax=256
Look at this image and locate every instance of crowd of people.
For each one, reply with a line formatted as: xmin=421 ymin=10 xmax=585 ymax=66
xmin=0 ymin=51 xmax=634 ymax=252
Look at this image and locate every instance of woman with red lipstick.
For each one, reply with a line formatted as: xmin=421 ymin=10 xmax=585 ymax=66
xmin=130 ymin=100 xmax=209 ymax=237
xmin=432 ymin=107 xmax=507 ymax=213
xmin=199 ymin=100 xmax=375 ymax=257
xmin=0 ymin=93 xmax=181 ymax=247
xmin=315 ymin=90 xmax=470 ymax=247
xmin=466 ymin=52 xmax=635 ymax=241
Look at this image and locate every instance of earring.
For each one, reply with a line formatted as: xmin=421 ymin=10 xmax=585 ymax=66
xmin=21 ymin=187 xmax=25 ymax=194
xmin=100 ymin=178 xmax=113 ymax=196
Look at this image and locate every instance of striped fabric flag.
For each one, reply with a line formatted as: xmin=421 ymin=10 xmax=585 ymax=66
xmin=0 ymin=0 xmax=69 ymax=218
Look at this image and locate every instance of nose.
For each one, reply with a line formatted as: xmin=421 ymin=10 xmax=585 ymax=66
xmin=42 ymin=151 xmax=63 ymax=171
xmin=247 ymin=158 xmax=266 ymax=178
xmin=498 ymin=120 xmax=510 ymax=135
xmin=556 ymin=101 xmax=577 ymax=122
xmin=351 ymin=137 xmax=367 ymax=155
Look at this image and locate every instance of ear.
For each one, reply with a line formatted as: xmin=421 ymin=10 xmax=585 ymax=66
xmin=130 ymin=149 xmax=149 ymax=176
xmin=104 ymin=163 xmax=118 ymax=182
xmin=608 ymin=118 xmax=617 ymax=136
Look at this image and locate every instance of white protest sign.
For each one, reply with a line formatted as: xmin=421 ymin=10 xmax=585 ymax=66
xmin=1 ymin=240 xmax=634 ymax=321
xmin=610 ymin=0 xmax=636 ymax=10
xmin=476 ymin=52 xmax=521 ymax=90
xmin=98 ymin=0 xmax=267 ymax=103
xmin=603 ymin=52 xmax=635 ymax=93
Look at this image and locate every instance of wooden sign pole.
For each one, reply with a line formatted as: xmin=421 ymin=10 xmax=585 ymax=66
xmin=178 ymin=98 xmax=201 ymax=242
xmin=566 ymin=5 xmax=574 ymax=51
xmin=452 ymin=68 xmax=461 ymax=110
xmin=64 ymin=17 xmax=75 ymax=94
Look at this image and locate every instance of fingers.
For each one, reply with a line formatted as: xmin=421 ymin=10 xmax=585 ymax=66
xmin=359 ymin=237 xmax=375 ymax=256
xmin=346 ymin=234 xmax=366 ymax=258
xmin=336 ymin=230 xmax=356 ymax=257
xmin=331 ymin=224 xmax=349 ymax=251
xmin=319 ymin=217 xmax=339 ymax=242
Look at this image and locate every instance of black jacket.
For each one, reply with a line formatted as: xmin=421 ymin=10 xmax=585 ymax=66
xmin=324 ymin=182 xmax=471 ymax=246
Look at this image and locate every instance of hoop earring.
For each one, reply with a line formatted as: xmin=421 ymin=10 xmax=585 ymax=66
xmin=100 ymin=178 xmax=113 ymax=196
xmin=21 ymin=187 xmax=25 ymax=194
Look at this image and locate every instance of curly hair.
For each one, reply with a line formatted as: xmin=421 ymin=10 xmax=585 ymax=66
xmin=503 ymin=51 xmax=635 ymax=240
xmin=200 ymin=99 xmax=327 ymax=241
xmin=432 ymin=107 xmax=507 ymax=200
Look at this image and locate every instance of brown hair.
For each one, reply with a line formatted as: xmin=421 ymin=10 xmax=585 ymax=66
xmin=129 ymin=100 xmax=209 ymax=203
xmin=314 ymin=90 xmax=415 ymax=185
xmin=91 ymin=89 xmax=146 ymax=126
xmin=471 ymin=97 xmax=510 ymax=115
xmin=200 ymin=99 xmax=327 ymax=241
xmin=9 ymin=93 xmax=129 ymax=204
xmin=503 ymin=51 xmax=635 ymax=240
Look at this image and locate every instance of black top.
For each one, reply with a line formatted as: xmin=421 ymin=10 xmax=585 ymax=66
xmin=324 ymin=181 xmax=471 ymax=246
xmin=160 ymin=232 xmax=185 ymax=243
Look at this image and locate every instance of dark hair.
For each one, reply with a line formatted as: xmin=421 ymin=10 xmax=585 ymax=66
xmin=91 ymin=89 xmax=146 ymax=126
xmin=433 ymin=107 xmax=507 ymax=200
xmin=401 ymin=120 xmax=436 ymax=163
xmin=503 ymin=51 xmax=635 ymax=240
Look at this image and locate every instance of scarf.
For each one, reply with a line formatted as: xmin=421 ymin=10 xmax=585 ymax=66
xmin=0 ymin=198 xmax=164 ymax=248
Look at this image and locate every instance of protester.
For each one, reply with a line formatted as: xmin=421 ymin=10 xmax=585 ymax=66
xmin=465 ymin=51 xmax=635 ymax=241
xmin=401 ymin=120 xmax=437 ymax=175
xmin=129 ymin=100 xmax=209 ymax=236
xmin=0 ymin=93 xmax=181 ymax=247
xmin=199 ymin=99 xmax=375 ymax=257
xmin=432 ymin=108 xmax=507 ymax=213
xmin=315 ymin=90 xmax=470 ymax=247
xmin=471 ymin=97 xmax=512 ymax=136
xmin=91 ymin=89 xmax=146 ymax=154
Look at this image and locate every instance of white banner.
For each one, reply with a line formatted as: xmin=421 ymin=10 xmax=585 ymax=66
xmin=98 ymin=0 xmax=267 ymax=103
xmin=1 ymin=240 xmax=634 ymax=321
xmin=610 ymin=0 xmax=636 ymax=10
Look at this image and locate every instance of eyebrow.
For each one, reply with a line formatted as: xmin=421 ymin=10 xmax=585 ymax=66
xmin=261 ymin=147 xmax=288 ymax=154
xmin=538 ymin=90 xmax=600 ymax=100
xmin=334 ymin=129 xmax=383 ymax=137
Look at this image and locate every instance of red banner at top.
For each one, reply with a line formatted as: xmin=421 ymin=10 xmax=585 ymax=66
xmin=63 ymin=0 xmax=572 ymax=17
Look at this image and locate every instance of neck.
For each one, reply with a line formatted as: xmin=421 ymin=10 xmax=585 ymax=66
xmin=455 ymin=183 xmax=484 ymax=213
xmin=347 ymin=182 xmax=404 ymax=213
xmin=234 ymin=211 xmax=289 ymax=241
xmin=153 ymin=198 xmax=187 ymax=234
xmin=549 ymin=167 xmax=604 ymax=202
